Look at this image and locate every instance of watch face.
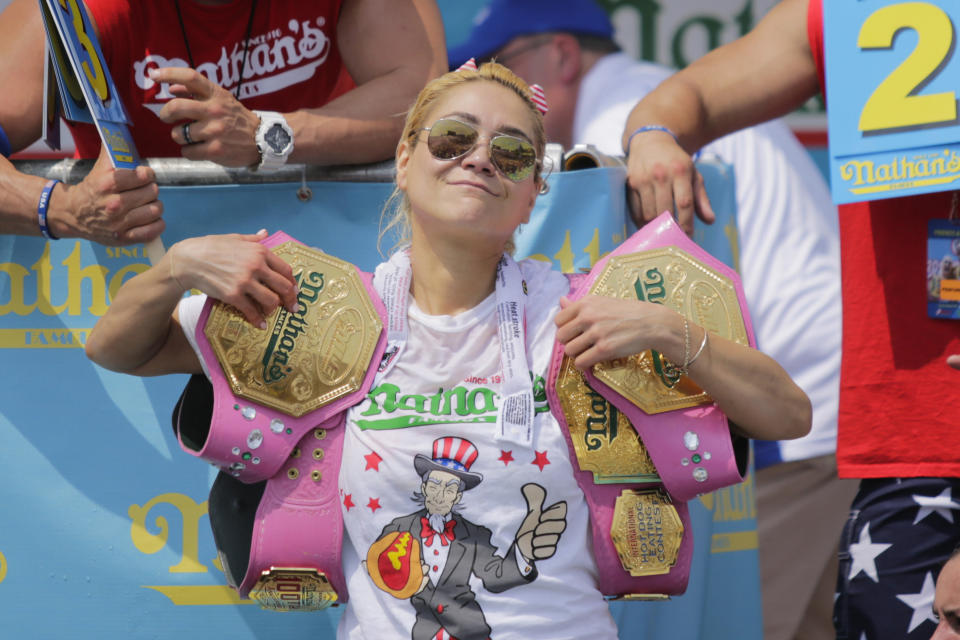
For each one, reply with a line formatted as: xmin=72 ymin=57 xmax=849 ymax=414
xmin=264 ymin=122 xmax=292 ymax=154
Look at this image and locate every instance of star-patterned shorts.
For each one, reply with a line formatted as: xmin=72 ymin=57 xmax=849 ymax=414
xmin=834 ymin=477 xmax=960 ymax=640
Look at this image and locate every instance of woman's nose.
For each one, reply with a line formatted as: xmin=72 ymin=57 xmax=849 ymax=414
xmin=461 ymin=140 xmax=496 ymax=175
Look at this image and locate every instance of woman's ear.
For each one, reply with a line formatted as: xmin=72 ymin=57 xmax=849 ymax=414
xmin=396 ymin=141 xmax=411 ymax=191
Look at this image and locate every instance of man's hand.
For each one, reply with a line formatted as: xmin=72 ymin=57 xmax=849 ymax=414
xmin=54 ymin=145 xmax=164 ymax=245
xmin=150 ymin=67 xmax=261 ymax=167
xmin=515 ymin=484 xmax=567 ymax=562
xmin=624 ymin=129 xmax=715 ymax=235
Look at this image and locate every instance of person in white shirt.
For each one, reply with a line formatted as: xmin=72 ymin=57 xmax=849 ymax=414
xmin=85 ymin=60 xmax=810 ymax=639
xmin=449 ymin=2 xmax=856 ymax=637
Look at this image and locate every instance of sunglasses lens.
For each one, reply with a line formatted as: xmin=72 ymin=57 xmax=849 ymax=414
xmin=427 ymin=119 xmax=478 ymax=159
xmin=490 ymin=136 xmax=537 ymax=181
xmin=426 ymin=119 xmax=537 ymax=182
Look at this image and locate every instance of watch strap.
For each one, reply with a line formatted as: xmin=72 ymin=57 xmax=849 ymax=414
xmin=253 ymin=110 xmax=294 ymax=170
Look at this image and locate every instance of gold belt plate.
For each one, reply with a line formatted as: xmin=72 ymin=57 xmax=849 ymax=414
xmin=248 ymin=567 xmax=339 ymax=611
xmin=204 ymin=242 xmax=383 ymax=417
xmin=555 ymin=355 xmax=659 ymax=484
xmin=610 ymin=488 xmax=684 ymax=577
xmin=589 ymin=248 xmax=749 ymax=414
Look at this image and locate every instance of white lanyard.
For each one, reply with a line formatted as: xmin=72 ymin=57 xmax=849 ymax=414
xmin=372 ymin=249 xmax=412 ymax=380
xmin=372 ymin=250 xmax=535 ymax=447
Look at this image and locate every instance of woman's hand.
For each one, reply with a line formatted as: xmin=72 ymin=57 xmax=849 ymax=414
xmin=554 ymin=295 xmax=681 ymax=369
xmin=554 ymin=293 xmax=811 ymax=441
xmin=170 ymin=230 xmax=299 ymax=328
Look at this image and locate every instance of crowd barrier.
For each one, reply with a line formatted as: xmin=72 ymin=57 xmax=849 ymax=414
xmin=1 ymin=153 xmax=760 ymax=638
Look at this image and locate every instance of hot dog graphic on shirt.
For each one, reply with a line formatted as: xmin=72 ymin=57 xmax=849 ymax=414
xmin=366 ymin=436 xmax=568 ymax=640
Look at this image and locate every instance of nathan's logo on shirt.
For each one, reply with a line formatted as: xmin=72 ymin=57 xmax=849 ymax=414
xmin=355 ymin=375 xmax=549 ymax=431
xmin=133 ymin=15 xmax=333 ymax=109
xmin=261 ymin=269 xmax=324 ymax=384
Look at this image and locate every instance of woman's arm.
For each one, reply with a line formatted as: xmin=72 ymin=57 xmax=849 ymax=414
xmin=86 ymin=230 xmax=299 ymax=376
xmin=554 ymin=295 xmax=811 ymax=441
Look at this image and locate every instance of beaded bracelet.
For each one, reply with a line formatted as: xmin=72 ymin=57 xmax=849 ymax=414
xmin=0 ymin=122 xmax=11 ymax=158
xmin=624 ymin=125 xmax=701 ymax=161
xmin=675 ymin=318 xmax=709 ymax=377
xmin=37 ymin=179 xmax=61 ymax=240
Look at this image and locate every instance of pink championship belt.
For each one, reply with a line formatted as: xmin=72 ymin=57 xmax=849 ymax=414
xmin=547 ymin=212 xmax=753 ymax=598
xmin=185 ymin=231 xmax=387 ymax=609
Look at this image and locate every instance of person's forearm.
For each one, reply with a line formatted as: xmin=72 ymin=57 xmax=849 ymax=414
xmin=637 ymin=307 xmax=812 ymax=441
xmin=0 ymin=156 xmax=51 ymax=237
xmin=555 ymin=296 xmax=811 ymax=440
xmin=285 ymin=67 xmax=436 ymax=165
xmin=285 ymin=0 xmax=447 ymax=166
xmin=621 ymin=75 xmax=716 ymax=155
xmin=85 ymin=253 xmax=189 ymax=375
xmin=623 ymin=0 xmax=819 ymax=154
xmin=684 ymin=329 xmax=812 ymax=441
xmin=283 ymin=76 xmax=419 ymax=165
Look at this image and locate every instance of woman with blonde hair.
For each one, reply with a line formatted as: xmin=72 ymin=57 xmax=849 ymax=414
xmin=87 ymin=61 xmax=810 ymax=639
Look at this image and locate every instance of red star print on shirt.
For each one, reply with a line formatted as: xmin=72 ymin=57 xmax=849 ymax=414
xmin=343 ymin=494 xmax=355 ymax=511
xmin=367 ymin=497 xmax=382 ymax=513
xmin=532 ymin=450 xmax=550 ymax=471
xmin=364 ymin=451 xmax=383 ymax=471
xmin=498 ymin=450 xmax=514 ymax=466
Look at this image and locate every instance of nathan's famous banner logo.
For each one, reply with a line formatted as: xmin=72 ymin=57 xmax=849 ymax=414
xmin=0 ymin=242 xmax=148 ymax=348
xmin=838 ymin=147 xmax=960 ymax=197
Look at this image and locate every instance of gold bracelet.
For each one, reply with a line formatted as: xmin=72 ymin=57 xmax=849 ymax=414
xmin=670 ymin=315 xmax=691 ymax=377
xmin=685 ymin=327 xmax=709 ymax=370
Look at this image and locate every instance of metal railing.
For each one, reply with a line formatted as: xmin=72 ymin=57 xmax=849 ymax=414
xmin=14 ymin=143 xmax=628 ymax=186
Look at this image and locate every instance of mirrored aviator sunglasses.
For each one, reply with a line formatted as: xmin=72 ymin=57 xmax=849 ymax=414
xmin=423 ymin=118 xmax=538 ymax=182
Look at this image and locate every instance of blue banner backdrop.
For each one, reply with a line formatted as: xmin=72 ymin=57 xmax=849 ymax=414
xmin=0 ymin=163 xmax=759 ymax=638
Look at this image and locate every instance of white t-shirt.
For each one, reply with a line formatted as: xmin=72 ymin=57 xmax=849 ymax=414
xmin=178 ymin=258 xmax=618 ymax=640
xmin=575 ymin=53 xmax=841 ymax=466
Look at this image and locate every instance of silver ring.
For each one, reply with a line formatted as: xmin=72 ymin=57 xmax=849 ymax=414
xmin=182 ymin=122 xmax=194 ymax=145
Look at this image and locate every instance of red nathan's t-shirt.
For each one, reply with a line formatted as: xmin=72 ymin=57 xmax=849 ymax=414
xmin=68 ymin=0 xmax=353 ymax=158
xmin=809 ymin=0 xmax=960 ymax=479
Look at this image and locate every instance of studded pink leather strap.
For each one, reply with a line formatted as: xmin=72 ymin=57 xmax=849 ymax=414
xmin=236 ymin=412 xmax=349 ymax=600
xmin=188 ymin=231 xmax=388 ymax=604
xmin=579 ymin=213 xmax=752 ymax=501
xmin=547 ymin=212 xmax=754 ymax=596
xmin=187 ymin=231 xmax=386 ymax=484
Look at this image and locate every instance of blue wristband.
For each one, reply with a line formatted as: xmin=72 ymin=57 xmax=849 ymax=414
xmin=0 ymin=123 xmax=11 ymax=158
xmin=38 ymin=179 xmax=61 ymax=240
xmin=625 ymin=125 xmax=700 ymax=161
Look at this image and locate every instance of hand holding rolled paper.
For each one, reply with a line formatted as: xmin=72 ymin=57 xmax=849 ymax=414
xmin=53 ymin=145 xmax=164 ymax=247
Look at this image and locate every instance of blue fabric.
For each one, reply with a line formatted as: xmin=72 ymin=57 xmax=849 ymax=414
xmin=835 ymin=477 xmax=960 ymax=639
xmin=0 ymin=123 xmax=11 ymax=158
xmin=448 ymin=0 xmax=613 ymax=68
xmin=753 ymin=440 xmax=783 ymax=470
